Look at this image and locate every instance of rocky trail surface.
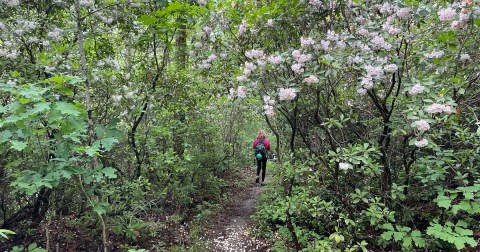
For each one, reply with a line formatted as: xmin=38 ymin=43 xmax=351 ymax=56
xmin=201 ymin=176 xmax=270 ymax=252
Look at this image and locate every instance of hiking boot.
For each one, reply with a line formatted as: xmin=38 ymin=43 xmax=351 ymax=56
xmin=255 ymin=176 xmax=259 ymax=184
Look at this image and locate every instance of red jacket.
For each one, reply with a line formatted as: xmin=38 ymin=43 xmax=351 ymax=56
xmin=253 ymin=138 xmax=271 ymax=151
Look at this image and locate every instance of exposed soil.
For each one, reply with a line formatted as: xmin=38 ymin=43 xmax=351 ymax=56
xmin=201 ymin=174 xmax=270 ymax=252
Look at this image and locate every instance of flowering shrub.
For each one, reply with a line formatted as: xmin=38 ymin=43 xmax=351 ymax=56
xmin=215 ymin=0 xmax=480 ymax=250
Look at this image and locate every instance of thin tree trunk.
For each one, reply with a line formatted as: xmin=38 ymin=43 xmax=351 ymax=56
xmin=75 ymin=2 xmax=108 ymax=251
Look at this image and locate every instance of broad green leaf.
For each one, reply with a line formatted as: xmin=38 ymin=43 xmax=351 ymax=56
xmin=101 ymin=167 xmax=117 ymax=179
xmin=93 ymin=205 xmax=106 ymax=215
xmin=55 ymin=102 xmax=81 ymax=116
xmin=412 ymin=237 xmax=425 ymax=248
xmin=393 ymin=231 xmax=405 ymax=241
xmin=18 ymin=98 xmax=30 ymax=104
xmin=381 ymin=223 xmax=394 ymax=231
xmin=10 ymin=140 xmax=27 ymax=151
xmin=402 ymin=237 xmax=412 ymax=247
xmin=381 ymin=231 xmax=393 ymax=240
xmin=435 ymin=194 xmax=451 ymax=209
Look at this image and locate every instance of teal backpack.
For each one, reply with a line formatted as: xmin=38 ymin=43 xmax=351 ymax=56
xmin=255 ymin=139 xmax=266 ymax=160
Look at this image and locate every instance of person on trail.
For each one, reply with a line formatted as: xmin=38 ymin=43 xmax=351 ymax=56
xmin=253 ymin=129 xmax=271 ymax=185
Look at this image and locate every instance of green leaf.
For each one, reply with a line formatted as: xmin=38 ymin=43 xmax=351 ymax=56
xmin=10 ymin=140 xmax=27 ymax=151
xmin=393 ymin=231 xmax=405 ymax=241
xmin=18 ymin=98 xmax=30 ymax=104
xmin=435 ymin=194 xmax=452 ymax=209
xmin=0 ymin=130 xmax=12 ymax=144
xmin=93 ymin=205 xmax=106 ymax=215
xmin=412 ymin=236 xmax=425 ymax=248
xmin=402 ymin=237 xmax=412 ymax=247
xmin=381 ymin=231 xmax=393 ymax=240
xmin=101 ymin=167 xmax=117 ymax=179
xmin=28 ymin=243 xmax=38 ymax=250
xmin=138 ymin=15 xmax=157 ymax=25
xmin=381 ymin=223 xmax=394 ymax=231
xmin=437 ymin=31 xmax=455 ymax=43
xmin=55 ymin=102 xmax=81 ymax=116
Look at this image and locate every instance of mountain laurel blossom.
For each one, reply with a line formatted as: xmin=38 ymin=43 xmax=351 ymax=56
xmin=278 ymin=88 xmax=297 ymax=101
xmin=460 ymin=53 xmax=470 ymax=62
xmin=263 ymin=105 xmax=275 ymax=116
xmin=361 ymin=76 xmax=374 ymax=89
xmin=245 ymin=49 xmax=264 ymax=59
xmin=415 ymin=119 xmax=430 ymax=131
xmin=228 ymin=88 xmax=236 ymax=100
xmin=267 ymin=55 xmax=282 ymax=65
xmin=424 ymin=50 xmax=444 ymax=59
xmin=339 ymin=162 xmax=351 ymax=171
xmin=300 ymin=37 xmax=316 ymax=48
xmin=238 ymin=19 xmax=247 ymax=36
xmin=291 ymin=63 xmax=304 ymax=74
xmin=415 ymin=138 xmax=428 ymax=148
xmin=364 ymin=65 xmax=383 ymax=78
xmin=236 ymin=75 xmax=248 ymax=82
xmin=3 ymin=0 xmax=20 ymax=7
xmin=263 ymin=96 xmax=275 ymax=105
xmin=357 ymin=87 xmax=367 ymax=95
xmin=267 ymin=19 xmax=274 ymax=26
xmin=383 ymin=64 xmax=398 ymax=73
xmin=79 ymin=0 xmax=93 ymax=7
xmin=408 ymin=84 xmax=425 ymax=95
xmin=237 ymin=86 xmax=247 ymax=99
xmin=206 ymin=54 xmax=217 ymax=62
xmin=438 ymin=7 xmax=456 ymax=21
xmin=396 ymin=8 xmax=411 ymax=19
xmin=304 ymin=75 xmax=319 ymax=84
xmin=426 ymin=103 xmax=453 ymax=114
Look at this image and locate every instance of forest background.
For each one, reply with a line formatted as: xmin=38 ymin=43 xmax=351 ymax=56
xmin=1 ymin=0 xmax=480 ymax=251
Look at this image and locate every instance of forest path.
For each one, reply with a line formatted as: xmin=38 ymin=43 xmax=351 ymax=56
xmin=201 ymin=170 xmax=270 ymax=251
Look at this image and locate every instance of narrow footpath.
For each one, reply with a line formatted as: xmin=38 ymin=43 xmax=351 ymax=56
xmin=202 ymin=171 xmax=270 ymax=252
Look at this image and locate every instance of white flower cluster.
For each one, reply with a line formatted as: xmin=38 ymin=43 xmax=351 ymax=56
xmin=383 ymin=64 xmax=398 ymax=73
xmin=238 ymin=19 xmax=247 ymax=36
xmin=371 ymin=35 xmax=392 ymax=51
xmin=396 ymin=7 xmax=411 ymax=19
xmin=0 ymin=48 xmax=18 ymax=59
xmin=267 ymin=19 xmax=274 ymax=27
xmin=267 ymin=55 xmax=282 ymax=65
xmin=425 ymin=103 xmax=454 ymax=114
xmin=460 ymin=53 xmax=470 ymax=62
xmin=339 ymin=162 xmax=351 ymax=171
xmin=199 ymin=53 xmax=217 ymax=69
xmin=227 ymin=86 xmax=247 ymax=100
xmin=304 ymin=75 xmax=319 ymax=84
xmin=79 ymin=0 xmax=93 ymax=7
xmin=263 ymin=96 xmax=276 ymax=117
xmin=408 ymin=84 xmax=425 ymax=95
xmin=424 ymin=50 xmax=444 ymax=59
xmin=415 ymin=138 xmax=428 ymax=148
xmin=414 ymin=119 xmax=430 ymax=131
xmin=3 ymin=0 xmax=20 ymax=7
xmin=245 ymin=49 xmax=264 ymax=59
xmin=438 ymin=7 xmax=456 ymax=22
xmin=47 ymin=28 xmax=63 ymax=42
xmin=290 ymin=49 xmax=312 ymax=75
xmin=300 ymin=36 xmax=316 ymax=48
xmin=278 ymin=87 xmax=297 ymax=101
xmin=237 ymin=86 xmax=247 ymax=99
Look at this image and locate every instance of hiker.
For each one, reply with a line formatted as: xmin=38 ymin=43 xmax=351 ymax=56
xmin=253 ymin=129 xmax=271 ymax=185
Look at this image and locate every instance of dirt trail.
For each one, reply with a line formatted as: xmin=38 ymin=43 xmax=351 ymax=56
xmin=203 ymin=182 xmax=270 ymax=251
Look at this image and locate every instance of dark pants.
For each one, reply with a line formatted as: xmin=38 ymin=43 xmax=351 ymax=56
xmin=256 ymin=158 xmax=267 ymax=182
